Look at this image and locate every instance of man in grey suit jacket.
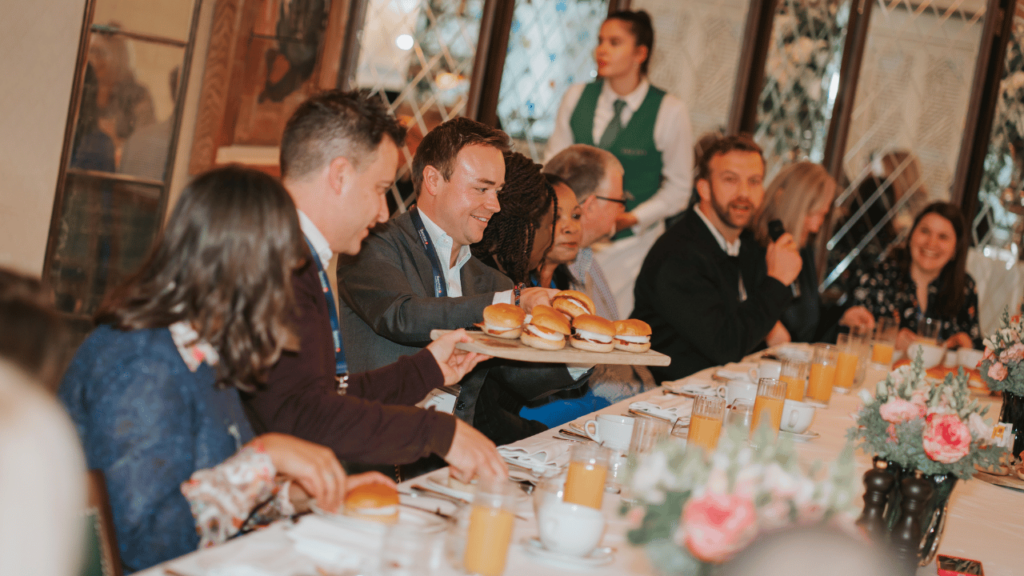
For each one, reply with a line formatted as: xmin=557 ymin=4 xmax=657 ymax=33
xmin=337 ymin=118 xmax=587 ymax=445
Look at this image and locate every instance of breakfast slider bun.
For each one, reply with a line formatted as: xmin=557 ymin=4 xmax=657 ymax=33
xmin=480 ymin=303 xmax=526 ymax=339
xmin=521 ymin=311 xmax=570 ymax=350
xmin=551 ymin=290 xmax=595 ymax=319
xmin=344 ymin=483 xmax=399 ymax=524
xmin=531 ymin=304 xmax=569 ymax=321
xmin=570 ymin=314 xmax=616 ymax=352
xmin=613 ymin=319 xmax=652 ymax=353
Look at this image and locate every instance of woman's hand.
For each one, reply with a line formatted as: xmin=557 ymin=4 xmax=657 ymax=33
xmin=840 ymin=306 xmax=876 ymax=333
xmin=895 ymin=328 xmax=917 ymax=353
xmin=253 ymin=433 xmax=348 ymax=512
xmin=943 ymin=332 xmax=973 ymax=350
xmin=427 ymin=329 xmax=491 ymax=386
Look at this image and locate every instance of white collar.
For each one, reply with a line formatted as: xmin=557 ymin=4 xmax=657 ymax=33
xmin=600 ymin=78 xmax=650 ymax=112
xmin=297 ymin=210 xmax=333 ymax=265
xmin=695 ymin=205 xmax=742 ymax=257
xmin=417 ymin=208 xmax=472 ymax=270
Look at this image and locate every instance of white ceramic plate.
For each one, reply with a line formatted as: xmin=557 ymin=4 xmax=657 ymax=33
xmin=419 ymin=470 xmax=474 ymax=502
xmin=520 ymin=537 xmax=613 ymax=569
xmin=309 ymin=499 xmax=447 ymax=534
xmin=779 ymin=430 xmax=820 ymax=443
xmin=663 ymin=378 xmax=719 ymax=398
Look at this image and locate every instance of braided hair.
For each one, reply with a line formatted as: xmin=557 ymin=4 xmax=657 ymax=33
xmin=472 ymin=151 xmax=557 ymax=284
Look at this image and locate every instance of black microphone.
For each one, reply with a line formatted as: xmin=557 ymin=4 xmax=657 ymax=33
xmin=768 ymin=219 xmax=801 ymax=298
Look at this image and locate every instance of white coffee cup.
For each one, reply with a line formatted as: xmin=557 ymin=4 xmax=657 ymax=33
xmin=584 ymin=414 xmax=634 ymax=450
xmin=719 ymin=381 xmax=757 ymax=406
xmin=781 ymin=399 xmax=816 ymax=434
xmin=958 ymin=347 xmax=984 ymax=369
xmin=538 ymin=500 xmax=606 ymax=556
xmin=747 ymin=359 xmax=782 ymax=383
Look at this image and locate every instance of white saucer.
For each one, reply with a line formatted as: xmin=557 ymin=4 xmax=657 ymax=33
xmin=779 ymin=430 xmax=820 ymax=442
xmin=521 ymin=537 xmax=613 ymax=569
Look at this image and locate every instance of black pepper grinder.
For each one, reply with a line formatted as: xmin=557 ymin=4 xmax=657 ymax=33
xmin=857 ymin=460 xmax=895 ymax=542
xmin=890 ymin=471 xmax=933 ymax=574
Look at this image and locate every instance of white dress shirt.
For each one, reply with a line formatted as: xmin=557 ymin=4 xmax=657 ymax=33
xmin=544 ymin=79 xmax=694 ymax=231
xmin=417 ymin=210 xmax=514 ymax=304
xmin=298 ymin=210 xmax=333 ymax=266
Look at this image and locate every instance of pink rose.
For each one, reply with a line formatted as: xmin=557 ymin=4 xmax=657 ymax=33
xmin=910 ymin=387 xmax=929 ymax=407
xmin=922 ymin=413 xmax=972 ymax=464
xmin=1000 ymin=343 xmax=1024 ymax=363
xmin=983 ymin=348 xmax=995 ymax=361
xmin=879 ymin=398 xmax=925 ymax=424
xmin=678 ymin=492 xmax=758 ymax=563
xmin=988 ymin=362 xmax=1008 ymax=381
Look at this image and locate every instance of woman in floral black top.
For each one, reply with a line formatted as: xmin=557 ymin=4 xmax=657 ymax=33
xmin=844 ymin=202 xmax=982 ymax=351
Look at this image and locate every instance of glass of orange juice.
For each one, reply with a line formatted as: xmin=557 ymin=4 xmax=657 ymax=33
xmin=779 ymin=359 xmax=808 ymax=401
xmin=872 ymin=317 xmax=898 ymax=368
xmin=833 ymin=333 xmax=860 ymax=393
xmin=750 ymin=378 xmax=787 ymax=440
xmin=807 ymin=343 xmax=838 ymax=407
xmin=462 ymin=478 xmax=519 ymax=576
xmin=562 ymin=443 xmax=610 ymax=511
xmin=687 ymin=395 xmax=726 ymax=453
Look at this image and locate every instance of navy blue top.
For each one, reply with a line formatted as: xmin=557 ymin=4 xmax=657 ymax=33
xmin=59 ymin=325 xmax=255 ymax=573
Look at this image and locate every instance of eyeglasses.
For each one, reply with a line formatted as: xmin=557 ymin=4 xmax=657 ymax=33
xmin=593 ymin=191 xmax=634 ymax=206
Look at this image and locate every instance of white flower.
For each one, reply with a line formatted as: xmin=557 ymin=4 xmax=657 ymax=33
xmin=763 ymin=463 xmax=799 ymax=499
xmin=968 ymin=412 xmax=993 ymax=441
xmin=631 ymin=450 xmax=667 ymax=495
xmin=859 ymin=389 xmax=875 ymax=405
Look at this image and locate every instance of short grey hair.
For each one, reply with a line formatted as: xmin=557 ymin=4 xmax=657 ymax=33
xmin=543 ymin=144 xmax=623 ymax=201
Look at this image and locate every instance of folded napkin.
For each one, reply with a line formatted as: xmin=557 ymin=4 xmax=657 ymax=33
xmin=629 ymin=396 xmax=694 ymax=425
xmin=663 ymin=376 xmax=719 ymax=396
xmin=497 ymin=437 xmax=570 ymax=477
xmin=715 ymin=362 xmax=757 ymax=382
xmin=164 ymin=525 xmax=318 ymax=576
xmin=284 ymin=516 xmax=380 ymax=565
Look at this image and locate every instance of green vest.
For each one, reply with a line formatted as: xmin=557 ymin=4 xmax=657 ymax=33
xmin=569 ymin=80 xmax=665 ymax=235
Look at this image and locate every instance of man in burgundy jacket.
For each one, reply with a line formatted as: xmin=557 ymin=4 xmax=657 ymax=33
xmin=241 ymin=91 xmax=505 ymax=482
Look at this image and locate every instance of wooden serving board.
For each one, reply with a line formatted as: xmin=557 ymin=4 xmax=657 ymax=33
xmin=429 ymin=329 xmax=671 ymax=367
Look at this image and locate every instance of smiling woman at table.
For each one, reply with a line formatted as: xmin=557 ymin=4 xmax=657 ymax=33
xmin=59 ymin=167 xmax=392 ymax=573
xmin=842 ymin=202 xmax=982 ymax=351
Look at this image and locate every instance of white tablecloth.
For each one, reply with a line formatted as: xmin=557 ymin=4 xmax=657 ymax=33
xmin=139 ymin=366 xmax=1024 ymax=576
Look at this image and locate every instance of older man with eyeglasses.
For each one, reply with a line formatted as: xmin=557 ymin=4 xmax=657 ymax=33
xmin=544 ymin=145 xmax=631 ymax=320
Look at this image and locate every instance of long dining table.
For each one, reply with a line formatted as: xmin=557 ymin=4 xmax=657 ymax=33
xmin=141 ymin=358 xmax=1024 ymax=576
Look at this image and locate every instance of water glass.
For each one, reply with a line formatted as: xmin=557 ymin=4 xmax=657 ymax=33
xmin=687 ymin=395 xmax=726 ymax=453
xmin=779 ymin=359 xmax=808 ymax=401
xmin=807 ymin=343 xmax=838 ymax=406
xmin=750 ymin=378 xmax=787 ymax=439
xmin=380 ymin=523 xmax=443 ymax=576
xmin=918 ymin=317 xmax=941 ymax=346
xmin=628 ymin=414 xmax=671 ymax=457
xmin=725 ymin=399 xmax=754 ymax=433
xmin=562 ymin=443 xmax=610 ymax=510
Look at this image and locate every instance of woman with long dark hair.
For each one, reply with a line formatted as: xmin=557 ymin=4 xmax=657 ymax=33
xmin=544 ymin=9 xmax=693 ymax=316
xmin=843 ymin=202 xmax=981 ymax=351
xmin=59 ymin=167 xmax=391 ymax=572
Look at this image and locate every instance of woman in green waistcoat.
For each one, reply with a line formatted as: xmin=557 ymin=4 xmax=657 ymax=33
xmin=544 ymin=9 xmax=693 ymax=316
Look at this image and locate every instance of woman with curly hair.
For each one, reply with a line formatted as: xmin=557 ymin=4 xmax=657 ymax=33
xmin=471 ymin=151 xmax=558 ymax=284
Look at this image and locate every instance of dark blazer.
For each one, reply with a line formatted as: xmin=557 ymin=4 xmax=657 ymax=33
xmin=242 ymin=251 xmax=457 ymax=465
xmin=632 ymin=209 xmax=792 ymax=382
xmin=337 ymin=211 xmax=583 ymax=440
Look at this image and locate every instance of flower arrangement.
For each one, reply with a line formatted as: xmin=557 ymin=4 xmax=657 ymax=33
xmin=980 ymin=308 xmax=1024 ymax=396
xmin=624 ymin=424 xmax=858 ymax=574
xmin=849 ymin=353 xmax=1005 ymax=478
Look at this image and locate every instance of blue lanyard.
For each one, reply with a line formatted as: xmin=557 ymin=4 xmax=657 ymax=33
xmin=303 ymin=236 xmax=347 ymax=376
xmin=410 ymin=207 xmax=448 ymax=298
